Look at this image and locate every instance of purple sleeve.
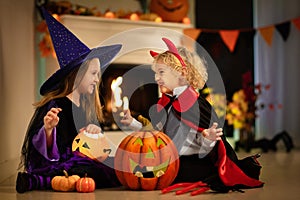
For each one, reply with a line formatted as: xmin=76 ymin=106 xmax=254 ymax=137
xmin=32 ymin=127 xmax=60 ymax=161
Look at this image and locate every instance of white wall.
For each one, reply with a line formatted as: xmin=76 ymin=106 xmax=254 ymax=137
xmin=253 ymin=0 xmax=300 ymax=146
xmin=0 ymin=0 xmax=35 ymax=184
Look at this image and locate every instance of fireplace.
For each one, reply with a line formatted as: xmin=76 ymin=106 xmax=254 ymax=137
xmin=100 ymin=63 xmax=159 ymax=131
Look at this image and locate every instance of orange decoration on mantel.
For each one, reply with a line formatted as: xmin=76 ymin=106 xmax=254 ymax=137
xmin=149 ymin=0 xmax=189 ymax=22
xmin=104 ymin=11 xmax=115 ymax=18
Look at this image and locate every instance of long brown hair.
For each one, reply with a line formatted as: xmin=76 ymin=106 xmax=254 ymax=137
xmin=18 ymin=59 xmax=104 ymax=170
xmin=34 ymin=59 xmax=104 ymax=123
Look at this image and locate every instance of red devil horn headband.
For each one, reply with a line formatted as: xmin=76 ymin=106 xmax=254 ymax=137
xmin=150 ymin=37 xmax=186 ymax=68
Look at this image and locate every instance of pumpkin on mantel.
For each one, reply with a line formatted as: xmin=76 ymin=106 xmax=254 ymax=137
xmin=51 ymin=170 xmax=80 ymax=192
xmin=149 ymin=0 xmax=189 ymax=22
xmin=114 ymin=130 xmax=180 ymax=191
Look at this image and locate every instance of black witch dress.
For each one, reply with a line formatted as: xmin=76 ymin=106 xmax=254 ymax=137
xmin=20 ymin=97 xmax=120 ymax=188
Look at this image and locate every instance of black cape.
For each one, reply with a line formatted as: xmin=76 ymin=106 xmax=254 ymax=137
xmin=149 ymin=86 xmax=264 ymax=191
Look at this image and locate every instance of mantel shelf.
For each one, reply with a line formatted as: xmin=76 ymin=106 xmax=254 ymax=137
xmin=59 ymin=15 xmax=193 ymax=64
xmin=61 ymin=14 xmax=192 ymax=29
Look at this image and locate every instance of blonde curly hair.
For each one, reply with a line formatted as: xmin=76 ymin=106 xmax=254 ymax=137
xmin=152 ymin=47 xmax=208 ymax=90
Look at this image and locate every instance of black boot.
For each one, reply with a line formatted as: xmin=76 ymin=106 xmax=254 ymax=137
xmin=16 ymin=172 xmax=30 ymax=193
xmin=16 ymin=172 xmax=52 ymax=193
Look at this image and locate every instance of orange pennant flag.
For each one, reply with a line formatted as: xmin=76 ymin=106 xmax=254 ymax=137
xmin=259 ymin=26 xmax=275 ymax=46
xmin=183 ymin=28 xmax=202 ymax=40
xmin=182 ymin=28 xmax=202 ymax=51
xmin=219 ymin=30 xmax=239 ymax=52
xmin=292 ymin=17 xmax=300 ymax=30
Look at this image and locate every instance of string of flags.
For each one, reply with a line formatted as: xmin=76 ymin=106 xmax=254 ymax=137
xmin=184 ymin=16 xmax=300 ymax=52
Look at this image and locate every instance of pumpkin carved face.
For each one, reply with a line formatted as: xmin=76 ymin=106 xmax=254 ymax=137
xmin=72 ymin=130 xmax=111 ymax=162
xmin=149 ymin=0 xmax=189 ymax=22
xmin=114 ymin=130 xmax=179 ymax=190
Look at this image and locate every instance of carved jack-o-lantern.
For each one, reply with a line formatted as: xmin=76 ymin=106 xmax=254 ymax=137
xmin=149 ymin=0 xmax=189 ymax=22
xmin=72 ymin=130 xmax=112 ymax=162
xmin=114 ymin=130 xmax=179 ymax=190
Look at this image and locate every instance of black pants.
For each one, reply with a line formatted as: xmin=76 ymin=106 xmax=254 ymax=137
xmin=173 ymin=154 xmax=218 ymax=183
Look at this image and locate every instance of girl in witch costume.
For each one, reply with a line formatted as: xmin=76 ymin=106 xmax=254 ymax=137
xmin=121 ymin=38 xmax=264 ymax=193
xmin=16 ymin=8 xmax=122 ymax=193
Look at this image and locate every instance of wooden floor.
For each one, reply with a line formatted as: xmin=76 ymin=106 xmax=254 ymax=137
xmin=1 ymin=147 xmax=300 ymax=200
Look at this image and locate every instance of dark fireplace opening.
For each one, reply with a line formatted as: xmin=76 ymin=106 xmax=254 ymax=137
xmin=100 ymin=63 xmax=159 ymax=131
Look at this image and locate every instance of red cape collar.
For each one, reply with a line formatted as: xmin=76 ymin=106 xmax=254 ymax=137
xmin=157 ymin=86 xmax=199 ymax=112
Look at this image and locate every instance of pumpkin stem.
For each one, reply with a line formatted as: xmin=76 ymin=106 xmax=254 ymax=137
xmin=84 ymin=173 xmax=88 ymax=177
xmin=63 ymin=170 xmax=69 ymax=178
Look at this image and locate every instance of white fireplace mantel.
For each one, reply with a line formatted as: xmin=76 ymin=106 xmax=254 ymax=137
xmin=60 ymin=15 xmax=193 ymax=64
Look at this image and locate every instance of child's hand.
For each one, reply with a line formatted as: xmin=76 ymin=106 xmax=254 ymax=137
xmin=44 ymin=107 xmax=62 ymax=148
xmin=202 ymin=122 xmax=223 ymax=141
xmin=120 ymin=109 xmax=133 ymax=126
xmin=44 ymin=107 xmax=62 ymax=131
xmin=82 ymin=124 xmax=102 ymax=134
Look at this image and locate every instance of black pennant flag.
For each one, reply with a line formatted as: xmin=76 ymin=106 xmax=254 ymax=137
xmin=275 ymin=22 xmax=291 ymax=41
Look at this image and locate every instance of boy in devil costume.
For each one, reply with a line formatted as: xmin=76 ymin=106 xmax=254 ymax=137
xmin=121 ymin=38 xmax=264 ymax=193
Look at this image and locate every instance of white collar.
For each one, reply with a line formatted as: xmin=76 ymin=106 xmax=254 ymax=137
xmin=172 ymin=85 xmax=188 ymax=97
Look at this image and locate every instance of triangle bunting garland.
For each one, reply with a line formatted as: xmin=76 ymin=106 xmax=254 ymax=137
xmin=259 ymin=26 xmax=275 ymax=46
xmin=219 ymin=30 xmax=240 ymax=52
xmin=183 ymin=16 xmax=300 ymax=52
xmin=292 ymin=18 xmax=300 ymax=30
xmin=275 ymin=22 xmax=291 ymax=41
xmin=183 ymin=28 xmax=202 ymax=51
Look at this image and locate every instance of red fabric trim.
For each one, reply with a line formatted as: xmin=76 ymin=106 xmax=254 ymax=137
xmin=180 ymin=117 xmax=205 ymax=132
xmin=216 ymin=141 xmax=264 ymax=187
xmin=150 ymin=50 xmax=158 ymax=57
xmin=162 ymin=38 xmax=186 ymax=68
xmin=157 ymin=94 xmax=171 ymax=112
xmin=173 ymin=87 xmax=199 ymax=112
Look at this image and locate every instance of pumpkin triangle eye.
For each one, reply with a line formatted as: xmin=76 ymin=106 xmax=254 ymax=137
xmin=83 ymin=142 xmax=90 ymax=149
xmin=157 ymin=138 xmax=166 ymax=147
xmin=75 ymin=138 xmax=80 ymax=143
xmin=133 ymin=137 xmax=143 ymax=146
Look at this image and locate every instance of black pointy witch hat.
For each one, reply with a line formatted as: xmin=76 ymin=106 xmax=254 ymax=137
xmin=39 ymin=7 xmax=122 ymax=95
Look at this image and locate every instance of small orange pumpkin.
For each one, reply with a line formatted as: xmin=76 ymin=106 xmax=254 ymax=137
xmin=51 ymin=170 xmax=80 ymax=192
xmin=76 ymin=174 xmax=96 ymax=193
xmin=149 ymin=0 xmax=189 ymax=22
xmin=114 ymin=130 xmax=179 ymax=190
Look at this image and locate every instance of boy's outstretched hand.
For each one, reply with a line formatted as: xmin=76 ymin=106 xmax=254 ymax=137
xmin=202 ymin=122 xmax=223 ymax=141
xmin=120 ymin=109 xmax=133 ymax=125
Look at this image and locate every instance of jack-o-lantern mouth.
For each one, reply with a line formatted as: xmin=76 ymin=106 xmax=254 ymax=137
xmin=158 ymin=1 xmax=183 ymax=12
xmin=130 ymin=158 xmax=170 ymax=178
